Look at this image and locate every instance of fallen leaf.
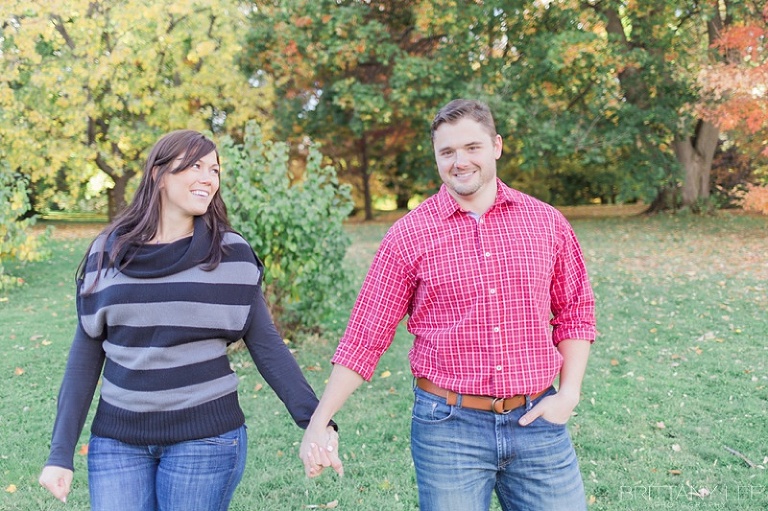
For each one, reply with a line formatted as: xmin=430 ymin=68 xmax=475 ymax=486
xmin=655 ymin=421 xmax=666 ymax=429
xmin=380 ymin=370 xmax=391 ymax=378
xmin=610 ymin=359 xmax=619 ymax=366
xmin=78 ymin=443 xmax=89 ymax=455
xmin=14 ymin=367 xmax=24 ymax=376
xmin=5 ymin=484 xmax=17 ymax=494
xmin=253 ymin=383 xmax=263 ymax=392
xmin=306 ymin=502 xmax=339 ymax=510
xmin=672 ymin=444 xmax=682 ymax=452
xmin=588 ymin=495 xmax=596 ymax=505
xmin=42 ymin=340 xmax=52 ymax=346
xmin=669 ymin=469 xmax=682 ymax=475
xmin=305 ymin=365 xmax=322 ymax=371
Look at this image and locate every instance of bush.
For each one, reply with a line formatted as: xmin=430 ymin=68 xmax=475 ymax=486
xmin=219 ymin=122 xmax=354 ymax=338
xmin=0 ymin=166 xmax=51 ymax=292
xmin=737 ymin=183 xmax=768 ymax=215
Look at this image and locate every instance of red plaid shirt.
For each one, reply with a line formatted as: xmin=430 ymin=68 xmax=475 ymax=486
xmin=333 ymin=179 xmax=596 ymax=397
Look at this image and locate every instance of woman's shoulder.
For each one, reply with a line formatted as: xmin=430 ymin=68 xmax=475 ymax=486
xmin=220 ymin=231 xmax=263 ymax=268
xmin=221 ymin=231 xmax=256 ymax=255
xmin=89 ymin=233 xmax=110 ymax=253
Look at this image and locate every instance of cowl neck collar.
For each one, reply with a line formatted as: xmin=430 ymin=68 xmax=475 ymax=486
xmin=107 ymin=216 xmax=211 ymax=279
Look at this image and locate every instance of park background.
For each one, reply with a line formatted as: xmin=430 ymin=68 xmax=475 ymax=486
xmin=1 ymin=1 xmax=767 ymax=510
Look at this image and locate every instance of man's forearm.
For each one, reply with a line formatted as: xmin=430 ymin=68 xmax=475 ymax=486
xmin=556 ymin=339 xmax=591 ymax=405
xmin=306 ymin=363 xmax=365 ymax=432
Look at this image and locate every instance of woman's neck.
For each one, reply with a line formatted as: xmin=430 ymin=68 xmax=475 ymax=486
xmin=150 ymin=221 xmax=195 ymax=244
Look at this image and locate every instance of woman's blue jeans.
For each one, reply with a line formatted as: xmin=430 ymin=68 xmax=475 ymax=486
xmin=411 ymin=386 xmax=586 ymax=511
xmin=87 ymin=425 xmax=247 ymax=511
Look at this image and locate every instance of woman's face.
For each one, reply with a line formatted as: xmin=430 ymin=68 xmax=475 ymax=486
xmin=159 ymin=150 xmax=220 ymax=220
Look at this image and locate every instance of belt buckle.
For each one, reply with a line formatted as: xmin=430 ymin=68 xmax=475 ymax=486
xmin=491 ymin=397 xmax=512 ymax=415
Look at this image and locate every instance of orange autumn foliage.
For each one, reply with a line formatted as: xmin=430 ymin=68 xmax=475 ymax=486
xmin=698 ymin=5 xmax=768 ymax=157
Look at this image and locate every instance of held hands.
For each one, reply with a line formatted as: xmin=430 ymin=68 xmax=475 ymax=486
xmin=39 ymin=465 xmax=73 ymax=503
xmin=299 ymin=425 xmax=344 ymax=478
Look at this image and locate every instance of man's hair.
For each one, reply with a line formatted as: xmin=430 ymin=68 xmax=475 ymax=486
xmin=430 ymin=99 xmax=497 ymax=140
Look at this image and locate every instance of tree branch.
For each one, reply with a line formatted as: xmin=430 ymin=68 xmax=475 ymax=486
xmin=49 ymin=14 xmax=76 ymax=50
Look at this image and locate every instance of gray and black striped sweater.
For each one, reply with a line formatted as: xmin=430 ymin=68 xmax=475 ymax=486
xmin=46 ymin=219 xmax=321 ymax=471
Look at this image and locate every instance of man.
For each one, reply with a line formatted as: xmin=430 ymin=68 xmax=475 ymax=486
xmin=301 ymin=99 xmax=596 ymax=511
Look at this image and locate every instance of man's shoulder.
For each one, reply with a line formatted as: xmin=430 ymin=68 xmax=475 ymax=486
xmin=502 ymin=185 xmax=568 ymax=222
xmin=386 ymin=195 xmax=444 ymax=236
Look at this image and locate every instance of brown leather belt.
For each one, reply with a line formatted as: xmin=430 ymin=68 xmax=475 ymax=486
xmin=416 ymin=377 xmax=547 ymax=414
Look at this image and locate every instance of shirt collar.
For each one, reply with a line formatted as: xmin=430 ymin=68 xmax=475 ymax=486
xmin=435 ymin=178 xmax=521 ymax=219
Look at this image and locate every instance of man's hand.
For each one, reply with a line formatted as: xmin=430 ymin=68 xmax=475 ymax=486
xmin=518 ymin=390 xmax=579 ymax=426
xmin=299 ymin=425 xmax=344 ymax=478
xmin=39 ymin=465 xmax=73 ymax=503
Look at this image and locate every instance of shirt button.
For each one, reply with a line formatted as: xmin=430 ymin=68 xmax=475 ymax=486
xmin=495 ymin=365 xmax=502 ymax=371
xmin=484 ymin=252 xmax=491 ymax=257
xmin=489 ymin=288 xmax=496 ymax=294
xmin=493 ymin=326 xmax=500 ymax=333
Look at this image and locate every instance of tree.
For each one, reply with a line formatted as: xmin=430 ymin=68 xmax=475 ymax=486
xmin=698 ymin=3 xmax=768 ymax=159
xmin=581 ymin=0 xmax=748 ymax=210
xmin=242 ymin=0 xmax=474 ymax=219
xmin=0 ymin=161 xmax=50 ymax=292
xmin=243 ymin=0 xmax=763 ymax=214
xmin=0 ymin=0 xmax=271 ymax=219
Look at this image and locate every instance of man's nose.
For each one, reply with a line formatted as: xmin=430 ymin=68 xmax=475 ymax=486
xmin=454 ymin=150 xmax=470 ymax=167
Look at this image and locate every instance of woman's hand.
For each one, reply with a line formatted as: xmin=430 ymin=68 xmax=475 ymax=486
xmin=39 ymin=465 xmax=73 ymax=503
xmin=299 ymin=425 xmax=344 ymax=478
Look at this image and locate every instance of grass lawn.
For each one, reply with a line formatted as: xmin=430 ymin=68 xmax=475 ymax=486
xmin=1 ymin=210 xmax=767 ymax=510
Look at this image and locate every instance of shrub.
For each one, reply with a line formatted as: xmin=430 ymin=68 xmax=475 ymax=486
xmin=0 ymin=166 xmax=51 ymax=292
xmin=219 ymin=122 xmax=354 ymax=338
xmin=737 ymin=183 xmax=768 ymax=215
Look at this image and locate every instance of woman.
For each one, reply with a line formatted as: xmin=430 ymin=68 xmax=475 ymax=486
xmin=39 ymin=130 xmax=339 ymax=510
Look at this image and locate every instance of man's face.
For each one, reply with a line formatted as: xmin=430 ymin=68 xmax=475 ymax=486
xmin=433 ymin=118 xmax=502 ymax=202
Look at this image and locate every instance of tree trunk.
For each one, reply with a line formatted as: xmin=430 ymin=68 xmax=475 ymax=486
xmin=107 ymin=172 xmax=132 ymax=220
xmin=674 ymin=120 xmax=719 ymax=206
xmin=646 ymin=184 xmax=679 ymax=214
xmin=94 ymin=151 xmax=134 ymax=221
xmin=359 ymin=135 xmax=373 ymax=221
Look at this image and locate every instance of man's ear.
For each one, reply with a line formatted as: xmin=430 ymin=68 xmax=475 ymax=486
xmin=494 ymin=134 xmax=503 ymax=159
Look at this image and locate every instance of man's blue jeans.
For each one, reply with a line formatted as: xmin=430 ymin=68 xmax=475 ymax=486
xmin=87 ymin=425 xmax=247 ymax=511
xmin=411 ymin=386 xmax=586 ymax=511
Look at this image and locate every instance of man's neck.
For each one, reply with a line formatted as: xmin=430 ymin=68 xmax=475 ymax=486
xmin=451 ymin=184 xmax=497 ymax=216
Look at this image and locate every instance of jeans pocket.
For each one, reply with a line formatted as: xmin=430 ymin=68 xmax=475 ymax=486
xmin=412 ymin=388 xmax=455 ymax=423
xmin=533 ymin=415 xmax=569 ymax=427
xmin=197 ymin=425 xmax=245 ymax=446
